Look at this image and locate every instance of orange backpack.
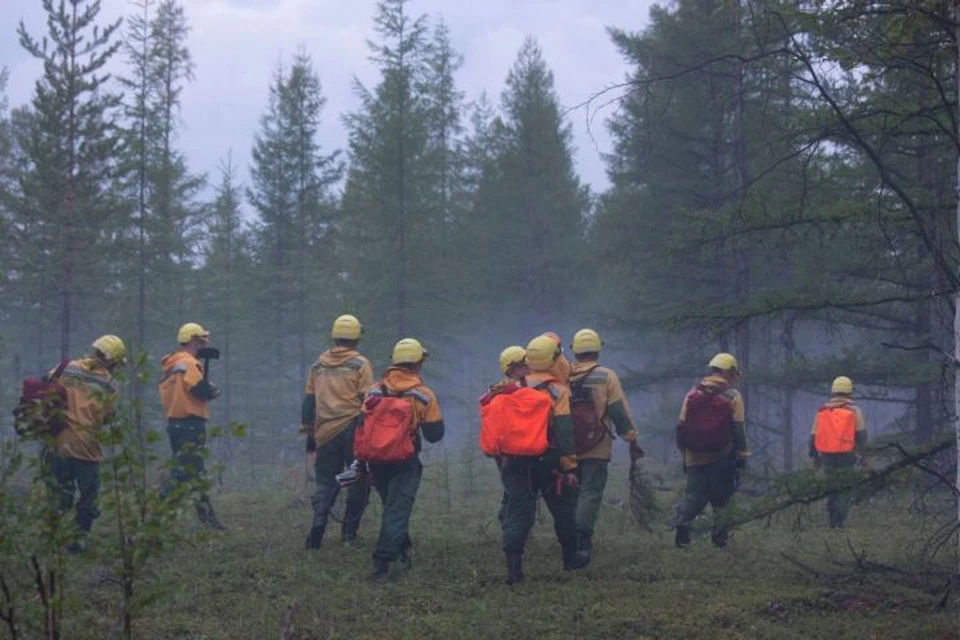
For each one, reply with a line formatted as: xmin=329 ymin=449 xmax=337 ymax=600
xmin=479 ymin=379 xmax=554 ymax=457
xmin=814 ymin=404 xmax=857 ymax=454
xmin=354 ymin=385 xmax=417 ymax=462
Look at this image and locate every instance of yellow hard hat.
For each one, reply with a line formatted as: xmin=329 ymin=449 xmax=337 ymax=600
xmin=831 ymin=376 xmax=853 ymax=395
xmin=708 ymin=352 xmax=738 ymax=371
xmin=526 ymin=335 xmax=560 ymax=370
xmin=92 ymin=334 xmax=127 ymax=365
xmin=499 ymin=346 xmax=526 ymax=375
xmin=331 ymin=314 xmax=362 ymax=340
xmin=177 ymin=322 xmax=209 ymax=344
xmin=392 ymin=338 xmax=428 ymax=364
xmin=571 ymin=329 xmax=602 ymax=355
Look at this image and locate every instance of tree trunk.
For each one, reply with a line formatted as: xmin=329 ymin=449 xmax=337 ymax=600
xmin=953 ymin=0 xmax=960 ymax=579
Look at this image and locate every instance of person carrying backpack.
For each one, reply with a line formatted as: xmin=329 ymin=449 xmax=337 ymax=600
xmin=810 ymin=376 xmax=867 ymax=529
xmin=567 ymin=329 xmax=643 ymax=562
xmin=479 ymin=346 xmax=529 ymax=524
xmin=355 ymin=338 xmax=444 ymax=583
xmin=483 ymin=334 xmax=589 ymax=585
xmin=158 ymin=322 xmax=224 ymax=529
xmin=41 ymin=335 xmax=125 ymax=553
xmin=671 ymin=353 xmax=748 ymax=549
xmin=301 ymin=314 xmax=374 ymax=549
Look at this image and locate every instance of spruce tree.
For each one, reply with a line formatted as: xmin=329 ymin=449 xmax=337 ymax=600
xmin=16 ymin=0 xmax=125 ymax=359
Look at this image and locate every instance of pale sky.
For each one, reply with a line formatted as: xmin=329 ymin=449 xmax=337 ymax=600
xmin=1 ymin=0 xmax=654 ymax=194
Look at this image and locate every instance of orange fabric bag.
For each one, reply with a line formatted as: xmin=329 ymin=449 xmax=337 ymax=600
xmin=479 ymin=381 xmax=552 ymax=456
xmin=355 ymin=387 xmax=417 ymax=462
xmin=814 ymin=405 xmax=857 ymax=454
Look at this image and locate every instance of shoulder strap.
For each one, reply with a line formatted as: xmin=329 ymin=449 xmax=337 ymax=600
xmin=571 ymin=364 xmax=601 ymax=390
xmin=47 ymin=360 xmax=70 ymax=382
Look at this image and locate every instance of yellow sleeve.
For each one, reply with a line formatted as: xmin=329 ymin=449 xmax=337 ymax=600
xmin=359 ymin=360 xmax=375 ymax=392
xmin=423 ymin=392 xmax=443 ymax=423
xmin=184 ymin=359 xmax=204 ymax=387
xmin=730 ymin=392 xmax=745 ymax=422
xmin=853 ymin=405 xmax=866 ymax=432
xmin=304 ymin=368 xmax=315 ymax=395
xmin=553 ymin=385 xmax=571 ymax=418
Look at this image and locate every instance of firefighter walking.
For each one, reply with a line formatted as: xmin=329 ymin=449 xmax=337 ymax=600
xmin=567 ymin=329 xmax=643 ymax=562
xmin=301 ymin=314 xmax=374 ymax=549
xmin=810 ymin=376 xmax=867 ymax=529
xmin=355 ymin=339 xmax=445 ymax=583
xmin=43 ymin=335 xmax=126 ymax=552
xmin=671 ymin=353 xmax=749 ymax=548
xmin=158 ymin=322 xmax=224 ymax=529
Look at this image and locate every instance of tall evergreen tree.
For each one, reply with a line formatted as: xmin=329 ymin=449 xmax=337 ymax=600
xmin=470 ymin=38 xmax=588 ymax=334
xmin=340 ymin=0 xmax=433 ymax=344
xmin=248 ymin=53 xmax=341 ymax=412
xmin=15 ymin=0 xmax=125 ymax=359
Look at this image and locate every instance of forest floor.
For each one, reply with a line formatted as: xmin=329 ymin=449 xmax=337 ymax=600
xmin=44 ymin=459 xmax=960 ymax=639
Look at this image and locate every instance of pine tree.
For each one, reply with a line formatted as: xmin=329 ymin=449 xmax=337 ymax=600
xmin=248 ymin=53 xmax=341 ymax=411
xmin=15 ymin=0 xmax=125 ymax=360
xmin=471 ymin=38 xmax=588 ymax=334
xmin=340 ymin=0 xmax=432 ymax=344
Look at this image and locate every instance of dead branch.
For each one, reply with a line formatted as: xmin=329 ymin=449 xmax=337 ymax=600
xmin=727 ymin=439 xmax=952 ymax=527
xmin=0 ymin=571 xmax=18 ymax=640
xmin=278 ymin=601 xmax=299 ymax=640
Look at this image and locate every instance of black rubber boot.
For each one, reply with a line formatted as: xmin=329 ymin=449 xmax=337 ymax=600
xmin=506 ymin=552 xmax=524 ymax=585
xmin=371 ymin=558 xmax=390 ymax=584
xmin=577 ymin=533 xmax=592 ymax=563
xmin=711 ymin=527 xmax=728 ymax=548
xmin=562 ymin=545 xmax=590 ymax=571
xmin=674 ymin=525 xmax=691 ymax=549
xmin=306 ymin=525 xmax=325 ymax=550
xmin=196 ymin=497 xmax=226 ymax=531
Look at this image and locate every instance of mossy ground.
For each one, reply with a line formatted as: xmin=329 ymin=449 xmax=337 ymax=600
xmin=30 ymin=460 xmax=960 ymax=639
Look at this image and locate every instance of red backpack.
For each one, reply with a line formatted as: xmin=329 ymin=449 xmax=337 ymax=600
xmin=570 ymin=366 xmax=606 ymax=454
xmin=676 ymin=382 xmax=734 ymax=453
xmin=814 ymin=404 xmax=857 ymax=454
xmin=354 ymin=384 xmax=418 ymax=462
xmin=479 ymin=379 xmax=553 ymax=457
xmin=13 ymin=361 xmax=70 ymax=439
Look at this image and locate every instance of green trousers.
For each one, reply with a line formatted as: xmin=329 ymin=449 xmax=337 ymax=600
xmin=369 ymin=458 xmax=422 ymax=562
xmin=501 ymin=456 xmax=578 ymax=555
xmin=674 ymin=457 xmax=738 ymax=546
xmin=822 ymin=453 xmax=856 ymax=528
xmin=311 ymin=423 xmax=370 ymax=540
xmin=161 ymin=416 xmax=208 ymax=498
xmin=45 ymin=452 xmax=100 ymax=533
xmin=575 ymin=458 xmax=609 ymax=538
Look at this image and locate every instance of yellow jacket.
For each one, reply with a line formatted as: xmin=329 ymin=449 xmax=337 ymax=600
xmin=53 ymin=358 xmax=118 ymax=462
xmin=158 ymin=350 xmax=209 ymax=420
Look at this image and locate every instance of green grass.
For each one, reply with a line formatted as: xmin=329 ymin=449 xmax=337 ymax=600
xmin=38 ymin=461 xmax=960 ymax=639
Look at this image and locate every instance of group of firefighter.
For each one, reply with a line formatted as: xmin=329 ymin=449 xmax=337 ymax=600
xmin=29 ymin=314 xmax=867 ymax=582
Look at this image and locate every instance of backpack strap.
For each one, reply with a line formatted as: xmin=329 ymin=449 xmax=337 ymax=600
xmin=570 ymin=364 xmax=601 ymax=393
xmin=46 ymin=360 xmax=70 ymax=382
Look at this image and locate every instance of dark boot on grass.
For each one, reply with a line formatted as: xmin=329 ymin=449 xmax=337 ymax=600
xmin=506 ymin=552 xmax=524 ymax=585
xmin=371 ymin=558 xmax=390 ymax=584
xmin=196 ymin=497 xmax=226 ymax=531
xmin=674 ymin=525 xmax=691 ymax=548
xmin=577 ymin=533 xmax=592 ymax=564
xmin=306 ymin=525 xmax=325 ymax=550
xmin=562 ymin=545 xmax=590 ymax=571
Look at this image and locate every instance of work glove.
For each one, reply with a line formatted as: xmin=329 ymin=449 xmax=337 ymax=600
xmin=629 ymin=441 xmax=646 ymax=462
xmin=305 ymin=434 xmax=317 ymax=453
xmin=550 ymin=469 xmax=580 ymax=495
xmin=559 ymin=455 xmax=578 ymax=472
